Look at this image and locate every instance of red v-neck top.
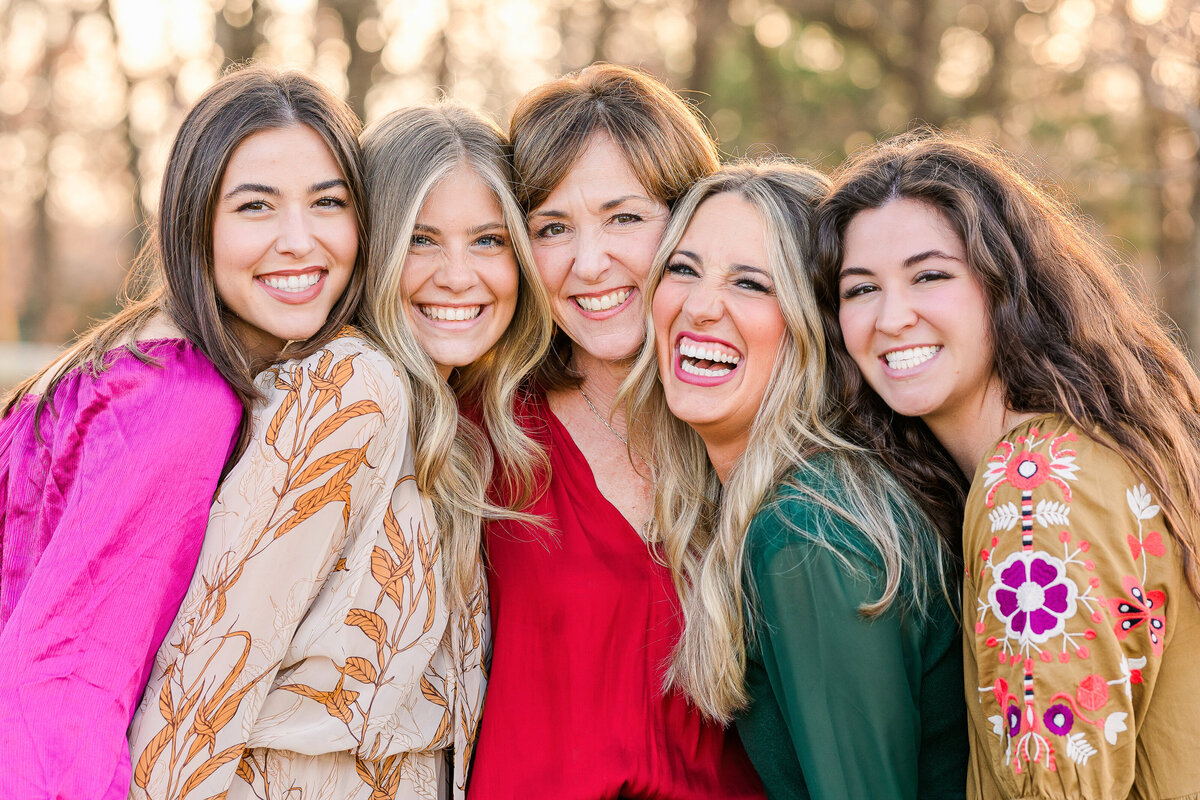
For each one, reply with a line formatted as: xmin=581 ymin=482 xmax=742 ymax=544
xmin=468 ymin=389 xmax=764 ymax=799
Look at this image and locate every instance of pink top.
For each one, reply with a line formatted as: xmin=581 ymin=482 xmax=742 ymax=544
xmin=0 ymin=339 xmax=241 ymax=800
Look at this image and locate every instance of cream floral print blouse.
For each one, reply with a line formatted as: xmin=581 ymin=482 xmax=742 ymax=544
xmin=127 ymin=330 xmax=488 ymax=800
xmin=963 ymin=414 xmax=1200 ymax=800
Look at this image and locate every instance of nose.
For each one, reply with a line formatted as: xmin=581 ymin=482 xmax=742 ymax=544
xmin=274 ymin=207 xmax=316 ymax=258
xmin=680 ymin=279 xmax=724 ymax=326
xmin=875 ymin=286 xmax=918 ymax=335
xmin=432 ymin=249 xmax=476 ymax=293
xmin=571 ymin=228 xmax=612 ymax=282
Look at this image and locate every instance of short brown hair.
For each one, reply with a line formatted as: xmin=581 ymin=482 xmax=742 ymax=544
xmin=510 ymin=63 xmax=719 ymax=389
xmin=509 ymin=63 xmax=719 ymax=212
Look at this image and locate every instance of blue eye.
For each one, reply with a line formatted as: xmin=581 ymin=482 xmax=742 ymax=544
xmin=735 ymin=277 xmax=771 ymax=293
xmin=476 ymin=233 xmax=507 ymax=247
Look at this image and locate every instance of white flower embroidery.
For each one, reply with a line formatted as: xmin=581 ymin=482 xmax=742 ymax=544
xmin=1103 ymin=712 xmax=1129 ymax=745
xmin=1126 ymin=484 xmax=1161 ymax=521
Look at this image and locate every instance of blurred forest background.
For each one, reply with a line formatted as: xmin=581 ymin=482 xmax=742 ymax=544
xmin=2 ymin=0 xmax=1199 ymax=385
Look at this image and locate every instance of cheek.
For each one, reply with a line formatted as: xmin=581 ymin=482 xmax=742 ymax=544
xmin=628 ymin=224 xmax=668 ymax=281
xmin=838 ymin=305 xmax=873 ymax=364
xmin=491 ymin=254 xmax=520 ymax=308
xmin=530 ymin=244 xmax=569 ymax=294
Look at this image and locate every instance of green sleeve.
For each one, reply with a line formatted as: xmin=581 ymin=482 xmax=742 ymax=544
xmin=748 ymin=499 xmax=923 ymax=800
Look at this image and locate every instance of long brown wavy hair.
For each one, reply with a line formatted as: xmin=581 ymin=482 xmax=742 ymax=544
xmin=813 ymin=132 xmax=1200 ymax=601
xmin=5 ymin=65 xmax=367 ymax=470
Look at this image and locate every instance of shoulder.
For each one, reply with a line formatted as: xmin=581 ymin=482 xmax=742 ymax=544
xmin=259 ymin=329 xmax=408 ymax=410
xmin=748 ymin=456 xmax=884 ymax=573
xmin=970 ymin=413 xmax=1143 ymax=513
xmin=92 ymin=339 xmax=239 ymax=418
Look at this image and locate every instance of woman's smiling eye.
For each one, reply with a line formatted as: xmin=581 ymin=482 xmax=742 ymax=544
xmin=534 ymin=221 xmax=567 ymax=239
xmin=734 ymin=276 xmax=772 ymax=293
xmin=840 ymin=281 xmax=878 ymax=300
xmin=236 ymin=199 xmax=268 ymax=213
xmin=476 ymin=233 xmax=507 ymax=248
xmin=314 ymin=196 xmax=348 ymax=209
xmin=612 ymin=212 xmax=643 ymax=224
xmin=665 ymin=262 xmax=698 ymax=278
xmin=410 ymin=233 xmax=434 ymax=247
xmin=914 ymin=269 xmax=951 ymax=284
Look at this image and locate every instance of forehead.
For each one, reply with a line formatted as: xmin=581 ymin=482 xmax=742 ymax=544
xmin=842 ymin=198 xmax=963 ymax=262
xmin=220 ymin=125 xmax=342 ymax=185
xmin=537 ymin=132 xmax=652 ymax=207
xmin=677 ymin=192 xmax=769 ymax=265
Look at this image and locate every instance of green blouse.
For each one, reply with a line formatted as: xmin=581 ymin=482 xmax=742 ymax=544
xmin=735 ymin=462 xmax=968 ymax=800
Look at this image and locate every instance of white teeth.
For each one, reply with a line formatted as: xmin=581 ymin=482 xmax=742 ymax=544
xmin=678 ymin=336 xmax=741 ymax=365
xmin=680 ymin=359 xmax=732 ymax=378
xmin=883 ymin=345 xmax=941 ymax=371
xmin=575 ymin=288 xmax=631 ymax=312
xmin=419 ymin=305 xmax=482 ymax=321
xmin=262 ymin=272 xmax=321 ymax=292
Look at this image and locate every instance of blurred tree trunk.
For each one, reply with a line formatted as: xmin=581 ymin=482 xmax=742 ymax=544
xmin=215 ymin=0 xmax=263 ymax=66
xmin=320 ymin=0 xmax=381 ymax=121
xmin=1118 ymin=2 xmax=1200 ymax=353
xmin=689 ymin=0 xmax=728 ymax=116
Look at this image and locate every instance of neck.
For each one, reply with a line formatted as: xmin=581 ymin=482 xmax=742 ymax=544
xmin=571 ymin=348 xmax=633 ymax=408
xmin=924 ymin=378 xmax=1039 ymax=477
xmin=705 ymin=431 xmax=749 ymax=485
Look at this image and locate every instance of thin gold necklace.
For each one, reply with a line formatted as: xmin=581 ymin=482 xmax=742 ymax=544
xmin=578 ymin=386 xmax=628 ymax=446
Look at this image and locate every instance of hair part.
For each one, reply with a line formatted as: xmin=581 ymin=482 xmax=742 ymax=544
xmin=509 ymin=62 xmax=720 ymax=392
xmin=622 ymin=159 xmax=953 ymax=722
xmin=359 ymin=102 xmax=552 ymax=610
xmin=814 ymin=130 xmax=1200 ymax=602
xmin=6 ymin=64 xmax=367 ymax=472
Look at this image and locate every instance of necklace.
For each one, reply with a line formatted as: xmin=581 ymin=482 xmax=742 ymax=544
xmin=579 ymin=386 xmax=628 ymax=446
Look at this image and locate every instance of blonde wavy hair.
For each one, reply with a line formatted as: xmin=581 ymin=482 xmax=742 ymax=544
xmin=623 ymin=160 xmax=952 ymax=722
xmin=359 ymin=103 xmax=552 ymax=609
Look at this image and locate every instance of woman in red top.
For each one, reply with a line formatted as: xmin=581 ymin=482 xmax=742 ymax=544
xmin=468 ymin=64 xmax=764 ymax=799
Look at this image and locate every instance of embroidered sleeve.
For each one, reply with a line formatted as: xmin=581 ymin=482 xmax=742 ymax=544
xmin=126 ymin=343 xmax=410 ymax=798
xmin=748 ymin=498 xmax=922 ymax=800
xmin=964 ymin=423 xmax=1169 ymax=798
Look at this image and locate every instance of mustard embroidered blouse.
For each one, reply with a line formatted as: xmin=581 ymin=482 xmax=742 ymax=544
xmin=963 ymin=414 xmax=1200 ymax=800
xmin=126 ymin=331 xmax=487 ymax=800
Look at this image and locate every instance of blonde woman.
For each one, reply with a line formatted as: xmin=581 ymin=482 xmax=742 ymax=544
xmin=624 ymin=161 xmax=967 ymax=799
xmin=126 ymin=103 xmax=547 ymax=799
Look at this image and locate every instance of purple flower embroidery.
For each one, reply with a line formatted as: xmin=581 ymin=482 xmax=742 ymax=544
xmin=1043 ymin=703 xmax=1074 ymax=735
xmin=988 ymin=550 xmax=1079 ymax=646
xmin=1007 ymin=704 xmax=1021 ymax=737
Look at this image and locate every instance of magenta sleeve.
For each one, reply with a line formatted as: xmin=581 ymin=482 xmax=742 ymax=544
xmin=0 ymin=349 xmax=241 ymax=800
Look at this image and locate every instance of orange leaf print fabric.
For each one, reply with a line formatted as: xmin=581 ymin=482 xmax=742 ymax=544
xmin=126 ymin=332 xmax=489 ymax=800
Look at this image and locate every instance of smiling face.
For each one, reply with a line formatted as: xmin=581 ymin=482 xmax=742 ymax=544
xmin=837 ymin=197 xmax=996 ymax=435
xmin=212 ymin=124 xmax=357 ymax=362
xmin=653 ymin=192 xmax=787 ymax=467
xmin=401 ymin=165 xmax=519 ymax=377
xmin=528 ymin=132 xmax=669 ymax=365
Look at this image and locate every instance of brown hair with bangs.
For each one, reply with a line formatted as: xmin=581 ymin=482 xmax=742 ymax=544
xmin=509 ymin=62 xmax=719 ymax=390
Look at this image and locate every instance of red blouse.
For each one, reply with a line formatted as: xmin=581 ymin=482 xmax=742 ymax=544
xmin=468 ymin=390 xmax=764 ymax=799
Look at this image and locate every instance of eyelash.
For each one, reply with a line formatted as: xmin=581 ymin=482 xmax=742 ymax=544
xmin=735 ymin=277 xmax=771 ymax=293
xmin=235 ymin=196 xmax=348 ymax=213
xmin=665 ymin=262 xmax=697 ymax=277
xmin=612 ymin=212 xmax=642 ymax=224
xmin=476 ymin=233 xmax=507 ymax=247
xmin=534 ymin=222 xmax=567 ymax=239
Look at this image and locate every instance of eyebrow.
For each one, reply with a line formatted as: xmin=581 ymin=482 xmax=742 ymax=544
xmin=529 ymin=194 xmax=654 ymax=219
xmin=839 ymin=249 xmax=963 ymax=279
xmin=223 ymin=178 xmax=348 ymax=201
xmin=414 ymin=221 xmax=507 ymax=236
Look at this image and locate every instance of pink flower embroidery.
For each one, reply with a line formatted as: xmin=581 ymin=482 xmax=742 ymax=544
xmin=1107 ymin=576 xmax=1166 ymax=656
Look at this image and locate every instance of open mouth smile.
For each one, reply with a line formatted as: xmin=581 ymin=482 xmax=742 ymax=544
xmin=572 ymin=287 xmax=634 ymax=316
xmin=674 ymin=334 xmax=742 ymax=385
xmin=882 ymin=345 xmax=942 ymax=371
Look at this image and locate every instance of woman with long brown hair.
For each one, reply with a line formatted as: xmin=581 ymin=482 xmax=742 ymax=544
xmin=816 ymin=132 xmax=1200 ymax=799
xmin=0 ymin=65 xmax=363 ymax=799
